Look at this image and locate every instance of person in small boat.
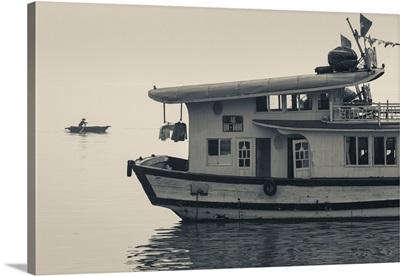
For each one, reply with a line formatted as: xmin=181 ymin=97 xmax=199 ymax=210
xmin=78 ymin=118 xmax=87 ymax=127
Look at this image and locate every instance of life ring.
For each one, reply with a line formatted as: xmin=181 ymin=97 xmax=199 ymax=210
xmin=263 ymin=179 xmax=277 ymax=196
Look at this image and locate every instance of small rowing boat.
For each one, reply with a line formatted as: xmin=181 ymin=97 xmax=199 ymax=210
xmin=65 ymin=126 xmax=110 ymax=133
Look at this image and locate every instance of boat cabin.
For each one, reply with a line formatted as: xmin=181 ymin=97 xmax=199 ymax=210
xmin=150 ymin=67 xmax=399 ymax=180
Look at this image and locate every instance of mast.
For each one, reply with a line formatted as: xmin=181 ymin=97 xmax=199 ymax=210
xmin=346 ymin=17 xmax=364 ymax=58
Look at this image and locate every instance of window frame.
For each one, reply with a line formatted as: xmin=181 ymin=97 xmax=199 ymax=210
xmin=318 ymin=93 xmax=330 ymax=110
xmin=286 ymin=93 xmax=313 ymax=111
xmin=373 ymin=136 xmax=397 ymax=166
xmin=345 ymin=136 xmax=370 ymax=166
xmin=207 ymin=138 xmax=232 ymax=166
xmin=238 ymin=140 xmax=251 ymax=168
xmin=255 ymin=95 xmax=283 ymax=112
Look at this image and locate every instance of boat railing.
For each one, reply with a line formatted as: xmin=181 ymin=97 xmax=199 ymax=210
xmin=330 ymin=102 xmax=400 ymax=125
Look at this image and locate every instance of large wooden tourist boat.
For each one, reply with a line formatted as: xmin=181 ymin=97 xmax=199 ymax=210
xmin=127 ymin=16 xmax=399 ymax=221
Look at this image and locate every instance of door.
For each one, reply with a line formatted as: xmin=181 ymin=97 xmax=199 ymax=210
xmin=256 ymin=138 xmax=271 ymax=177
xmin=292 ymin=139 xmax=311 ymax=178
xmin=238 ymin=139 xmax=252 ymax=176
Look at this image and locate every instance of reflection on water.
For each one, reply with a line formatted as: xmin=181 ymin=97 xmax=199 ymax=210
xmin=66 ymin=131 xmax=110 ymax=163
xmin=126 ymin=220 xmax=399 ymax=271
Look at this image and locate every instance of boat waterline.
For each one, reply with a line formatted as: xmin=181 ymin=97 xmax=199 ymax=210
xmin=128 ymin=156 xmax=400 ymax=221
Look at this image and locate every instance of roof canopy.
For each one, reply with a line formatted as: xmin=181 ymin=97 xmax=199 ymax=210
xmin=148 ymin=69 xmax=384 ymax=104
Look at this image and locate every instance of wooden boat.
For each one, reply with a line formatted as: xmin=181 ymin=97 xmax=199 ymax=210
xmin=65 ymin=126 xmax=110 ymax=133
xmin=127 ymin=18 xmax=399 ymax=221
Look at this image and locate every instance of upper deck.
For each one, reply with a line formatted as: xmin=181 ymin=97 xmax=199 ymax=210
xmin=149 ymin=67 xmax=399 ymax=129
xmin=148 ymin=69 xmax=385 ymax=104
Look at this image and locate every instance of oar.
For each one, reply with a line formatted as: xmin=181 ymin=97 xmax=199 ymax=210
xmin=78 ymin=124 xmax=86 ymax=134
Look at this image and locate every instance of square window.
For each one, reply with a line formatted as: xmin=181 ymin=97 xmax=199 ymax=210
xmin=386 ymin=138 xmax=396 ymax=165
xmin=220 ymin=139 xmax=231 ymax=155
xmin=374 ymin=137 xmax=385 ymax=165
xmin=346 ymin=136 xmax=370 ymax=165
xmin=318 ymin=93 xmax=329 ymax=110
xmin=373 ymin=137 xmax=397 ymax=165
xmin=207 ymin=139 xmax=232 ymax=166
xmin=208 ymin=139 xmax=219 ymax=156
xmin=287 ymin=94 xmax=312 ymax=111
xmin=256 ymin=96 xmax=268 ymax=112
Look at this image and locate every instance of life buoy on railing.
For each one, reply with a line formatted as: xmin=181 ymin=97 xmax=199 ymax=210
xmin=127 ymin=160 xmax=134 ymax=177
xmin=263 ymin=178 xmax=277 ymax=196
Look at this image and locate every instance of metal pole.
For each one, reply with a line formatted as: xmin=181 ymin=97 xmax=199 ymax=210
xmin=386 ymin=100 xmax=389 ymax=119
xmin=378 ymin=102 xmax=381 ymax=126
xmin=163 ymin=103 xmax=166 ymax=123
xmin=346 ymin=17 xmax=364 ymax=57
xmin=180 ymin=103 xmax=183 ymax=121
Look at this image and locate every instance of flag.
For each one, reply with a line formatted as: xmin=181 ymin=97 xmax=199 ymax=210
xmin=341 ymin=34 xmax=352 ymax=48
xmin=360 ymin=14 xmax=372 ymax=37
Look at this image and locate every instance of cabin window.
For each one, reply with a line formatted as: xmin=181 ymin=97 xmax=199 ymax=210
xmin=255 ymin=95 xmax=282 ymax=112
xmin=374 ymin=137 xmax=397 ymax=165
xmin=269 ymin=95 xmax=282 ymax=111
xmin=318 ymin=93 xmax=330 ymax=110
xmin=345 ymin=136 xmax=369 ymax=165
xmin=207 ymin=139 xmax=232 ymax=165
xmin=238 ymin=141 xmax=251 ymax=167
xmin=286 ymin=94 xmax=312 ymax=111
xmin=256 ymin=96 xmax=268 ymax=112
xmin=294 ymin=141 xmax=309 ymax=168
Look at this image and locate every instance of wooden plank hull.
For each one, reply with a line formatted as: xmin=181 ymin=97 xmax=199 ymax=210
xmin=128 ymin=156 xmax=400 ymax=221
xmin=163 ymin=205 xmax=399 ymax=221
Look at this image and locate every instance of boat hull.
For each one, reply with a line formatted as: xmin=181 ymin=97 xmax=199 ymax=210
xmin=161 ymin=204 xmax=399 ymax=221
xmin=128 ymin=156 xmax=400 ymax=221
xmin=65 ymin=126 xmax=110 ymax=133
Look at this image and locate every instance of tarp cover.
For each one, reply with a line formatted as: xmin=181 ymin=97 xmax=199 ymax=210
xmin=149 ymin=69 xmax=384 ymax=104
xmin=328 ymin=46 xmax=358 ymax=72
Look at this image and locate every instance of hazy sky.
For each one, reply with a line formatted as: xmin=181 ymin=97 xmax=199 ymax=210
xmin=35 ymin=2 xmax=399 ymax=132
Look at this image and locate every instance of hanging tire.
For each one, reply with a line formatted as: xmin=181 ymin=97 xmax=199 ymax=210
xmin=263 ymin=179 xmax=277 ymax=196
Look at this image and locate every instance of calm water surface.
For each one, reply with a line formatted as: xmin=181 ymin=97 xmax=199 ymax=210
xmin=127 ymin=220 xmax=399 ymax=271
xmin=36 ymin=128 xmax=399 ymax=275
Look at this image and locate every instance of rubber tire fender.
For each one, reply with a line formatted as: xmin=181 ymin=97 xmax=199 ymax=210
xmin=263 ymin=178 xmax=277 ymax=196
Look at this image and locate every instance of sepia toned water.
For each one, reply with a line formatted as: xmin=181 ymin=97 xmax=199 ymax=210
xmin=36 ymin=127 xmax=399 ymax=275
